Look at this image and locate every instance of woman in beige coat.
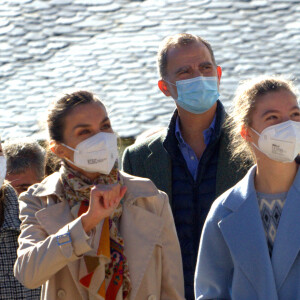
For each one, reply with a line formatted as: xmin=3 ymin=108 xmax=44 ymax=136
xmin=14 ymin=91 xmax=184 ymax=300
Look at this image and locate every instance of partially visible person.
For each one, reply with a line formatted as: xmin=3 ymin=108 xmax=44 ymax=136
xmin=122 ymin=33 xmax=250 ymax=299
xmin=0 ymin=138 xmax=40 ymax=299
xmin=14 ymin=91 xmax=184 ymax=300
xmin=195 ymin=76 xmax=300 ymax=299
xmin=3 ymin=139 xmax=46 ymax=194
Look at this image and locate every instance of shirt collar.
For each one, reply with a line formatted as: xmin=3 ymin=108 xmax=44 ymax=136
xmin=175 ymin=113 xmax=217 ymax=146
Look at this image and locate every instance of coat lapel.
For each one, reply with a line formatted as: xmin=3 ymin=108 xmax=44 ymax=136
xmin=121 ymin=201 xmax=164 ymax=300
xmin=145 ymin=133 xmax=172 ymax=203
xmin=272 ymin=168 xmax=300 ymax=290
xmin=219 ymin=166 xmax=277 ymax=298
xmin=35 ymin=201 xmax=74 ymax=235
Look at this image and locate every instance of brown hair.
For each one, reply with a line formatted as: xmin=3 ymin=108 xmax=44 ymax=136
xmin=227 ymin=76 xmax=299 ymax=164
xmin=47 ymin=91 xmax=105 ymax=143
xmin=157 ymin=33 xmax=216 ymax=79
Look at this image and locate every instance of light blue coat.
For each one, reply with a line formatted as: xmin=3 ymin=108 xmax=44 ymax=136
xmin=195 ymin=165 xmax=300 ymax=300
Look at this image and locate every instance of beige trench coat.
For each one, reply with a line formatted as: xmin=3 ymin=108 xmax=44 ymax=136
xmin=14 ymin=171 xmax=185 ymax=300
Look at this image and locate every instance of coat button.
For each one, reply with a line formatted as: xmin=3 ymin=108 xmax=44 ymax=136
xmin=148 ymin=295 xmax=156 ymax=300
xmin=57 ymin=289 xmax=66 ymax=299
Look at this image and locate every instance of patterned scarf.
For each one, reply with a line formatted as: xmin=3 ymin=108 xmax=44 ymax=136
xmin=60 ymin=162 xmax=131 ymax=300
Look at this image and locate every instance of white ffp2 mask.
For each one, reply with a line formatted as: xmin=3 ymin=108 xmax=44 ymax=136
xmin=251 ymin=120 xmax=300 ymax=163
xmin=62 ymin=132 xmax=118 ymax=174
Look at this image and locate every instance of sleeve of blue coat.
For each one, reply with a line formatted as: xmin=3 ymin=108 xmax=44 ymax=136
xmin=194 ymin=200 xmax=233 ymax=300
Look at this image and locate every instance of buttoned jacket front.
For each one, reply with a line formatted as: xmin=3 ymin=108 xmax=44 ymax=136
xmin=14 ymin=171 xmax=184 ymax=300
xmin=195 ymin=165 xmax=300 ymax=300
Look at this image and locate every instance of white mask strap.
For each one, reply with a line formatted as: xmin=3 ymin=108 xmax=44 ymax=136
xmin=61 ymin=144 xmax=78 ymax=167
xmin=61 ymin=143 xmax=78 ymax=153
xmin=63 ymin=156 xmax=77 ymax=167
xmin=250 ymin=127 xmax=261 ymax=137
xmin=163 ymin=79 xmax=176 ymax=87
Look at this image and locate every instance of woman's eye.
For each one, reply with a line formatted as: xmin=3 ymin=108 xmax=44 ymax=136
xmin=101 ymin=123 xmax=111 ymax=130
xmin=266 ymin=115 xmax=277 ymax=121
xmin=291 ymin=111 xmax=300 ymax=117
xmin=78 ymin=129 xmax=90 ymax=135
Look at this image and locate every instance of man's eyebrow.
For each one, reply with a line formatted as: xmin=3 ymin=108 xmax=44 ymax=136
xmin=174 ymin=66 xmax=189 ymax=75
xmin=199 ymin=61 xmax=213 ymax=67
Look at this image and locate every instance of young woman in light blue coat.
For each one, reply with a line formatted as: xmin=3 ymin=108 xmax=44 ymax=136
xmin=194 ymin=76 xmax=300 ymax=300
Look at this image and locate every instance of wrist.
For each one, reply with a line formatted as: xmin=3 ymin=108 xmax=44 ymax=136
xmin=81 ymin=213 xmax=95 ymax=234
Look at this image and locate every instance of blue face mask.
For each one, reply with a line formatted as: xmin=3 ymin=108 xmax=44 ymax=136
xmin=168 ymin=76 xmax=220 ymax=114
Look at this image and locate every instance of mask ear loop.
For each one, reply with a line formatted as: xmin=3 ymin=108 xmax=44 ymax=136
xmin=240 ymin=125 xmax=262 ymax=153
xmin=61 ymin=143 xmax=77 ymax=152
xmin=250 ymin=128 xmax=263 ymax=153
xmin=60 ymin=143 xmax=79 ymax=167
xmin=163 ymin=80 xmax=176 ymax=87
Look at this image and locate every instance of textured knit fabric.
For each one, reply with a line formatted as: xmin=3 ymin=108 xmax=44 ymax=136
xmin=175 ymin=114 xmax=216 ymax=180
xmin=257 ymin=191 xmax=287 ymax=256
xmin=0 ymin=184 xmax=40 ymax=299
xmin=60 ymin=163 xmax=131 ymax=300
xmin=163 ymin=102 xmax=223 ymax=300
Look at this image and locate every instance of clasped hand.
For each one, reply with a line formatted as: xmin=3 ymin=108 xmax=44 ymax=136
xmin=81 ymin=183 xmax=127 ymax=233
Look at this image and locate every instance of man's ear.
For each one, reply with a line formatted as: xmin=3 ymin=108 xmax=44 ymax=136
xmin=217 ymin=66 xmax=222 ymax=83
xmin=49 ymin=140 xmax=65 ymax=159
xmin=158 ymin=80 xmax=171 ymax=97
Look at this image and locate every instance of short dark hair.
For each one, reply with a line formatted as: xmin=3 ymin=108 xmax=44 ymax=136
xmin=157 ymin=33 xmax=217 ymax=79
xmin=47 ymin=90 xmax=104 ymax=143
xmin=3 ymin=139 xmax=46 ymax=180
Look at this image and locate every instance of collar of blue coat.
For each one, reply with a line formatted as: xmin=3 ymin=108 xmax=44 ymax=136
xmin=221 ymin=164 xmax=300 ymax=212
xmin=217 ymin=163 xmax=300 ymax=295
xmin=31 ymin=170 xmax=161 ymax=206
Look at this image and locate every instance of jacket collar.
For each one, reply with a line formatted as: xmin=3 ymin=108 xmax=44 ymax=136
xmin=120 ymin=171 xmax=161 ymax=205
xmin=219 ymin=165 xmax=277 ymax=297
xmin=220 ymin=165 xmax=300 ymax=295
xmin=119 ymin=176 xmax=164 ymax=300
xmin=163 ymin=101 xmax=225 ymax=168
xmin=221 ymin=165 xmax=257 ymax=212
xmin=143 ymin=132 xmax=172 ymax=203
xmin=32 ymin=172 xmax=64 ymax=200
xmin=271 ymin=166 xmax=300 ymax=289
xmin=32 ymin=171 xmax=161 ymax=207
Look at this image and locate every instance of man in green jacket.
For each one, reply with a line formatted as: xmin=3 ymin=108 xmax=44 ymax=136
xmin=122 ymin=33 xmax=250 ymax=300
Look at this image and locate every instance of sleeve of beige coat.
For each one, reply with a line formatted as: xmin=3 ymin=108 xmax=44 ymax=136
xmin=14 ymin=193 xmax=93 ymax=289
xmin=159 ymin=191 xmax=185 ymax=300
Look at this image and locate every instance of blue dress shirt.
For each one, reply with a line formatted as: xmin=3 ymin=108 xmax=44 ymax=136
xmin=175 ymin=114 xmax=216 ymax=180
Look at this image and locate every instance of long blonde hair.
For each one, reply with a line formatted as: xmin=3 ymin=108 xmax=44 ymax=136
xmin=227 ymin=76 xmax=299 ymax=164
